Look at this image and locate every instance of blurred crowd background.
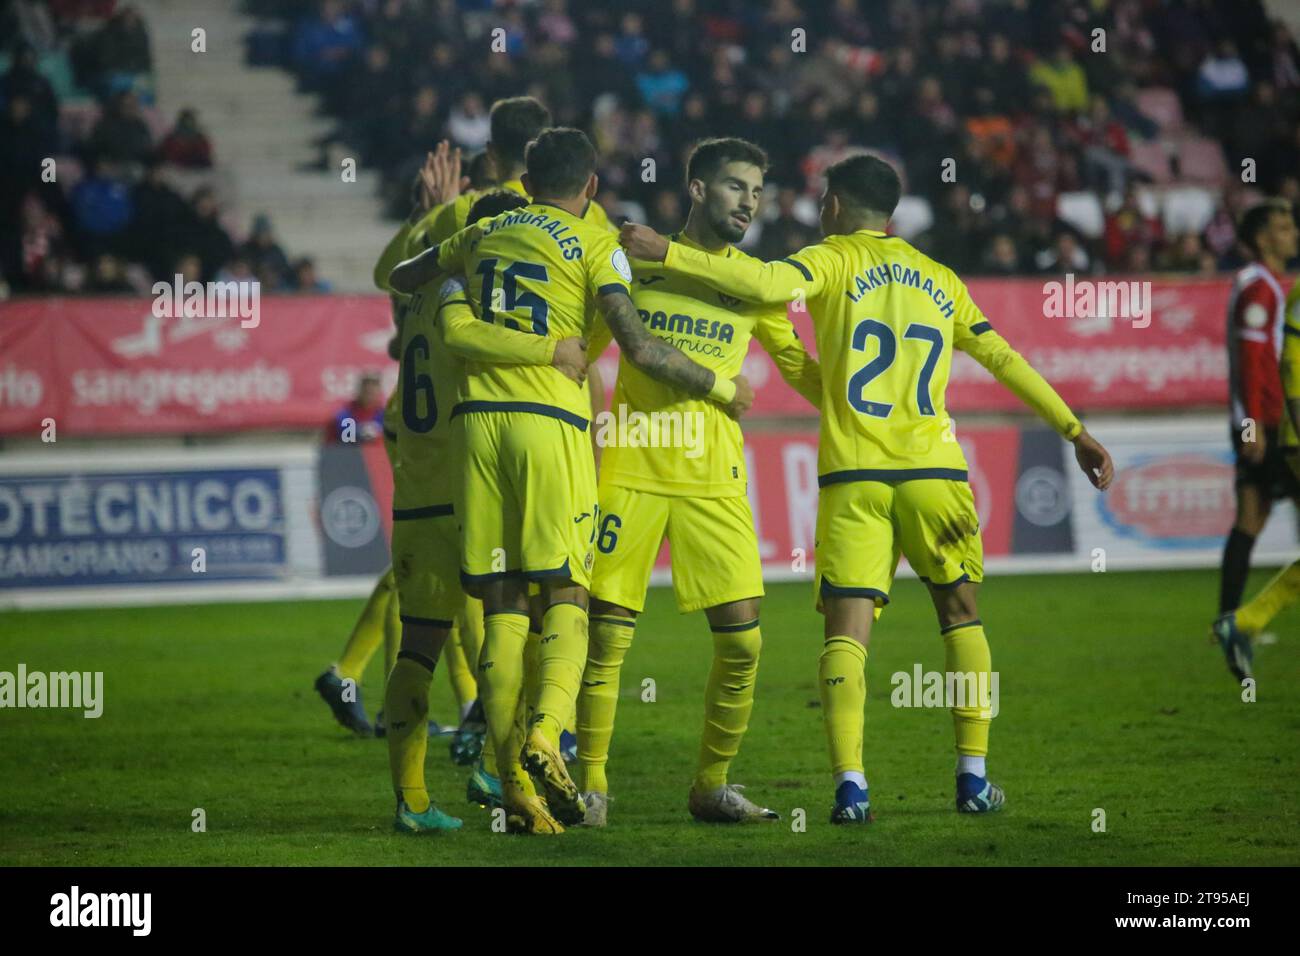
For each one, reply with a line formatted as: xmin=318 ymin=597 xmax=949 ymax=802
xmin=3 ymin=0 xmax=1299 ymax=296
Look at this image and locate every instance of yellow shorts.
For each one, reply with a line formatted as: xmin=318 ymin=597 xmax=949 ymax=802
xmin=458 ymin=410 xmax=598 ymax=589
xmin=590 ymin=482 xmax=764 ymax=614
xmin=391 ymin=508 xmax=462 ymax=625
xmin=815 ymin=479 xmax=983 ymax=608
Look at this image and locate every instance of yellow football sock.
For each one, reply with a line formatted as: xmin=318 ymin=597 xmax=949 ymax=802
xmin=381 ymin=579 xmax=400 ymax=687
xmin=576 ymin=614 xmax=635 ymax=793
xmin=943 ymin=621 xmax=993 ymax=757
xmin=335 ymin=568 xmax=395 ymax=681
xmin=385 ymin=651 xmax=435 ymax=813
xmin=481 ymin=727 xmax=498 ymax=777
xmin=532 ymin=602 xmax=589 ymax=745
xmin=444 ymin=621 xmax=477 ymax=717
xmin=819 ymin=636 xmax=867 ymax=776
xmin=480 ymin=612 xmax=530 ymax=787
xmin=695 ymin=621 xmax=762 ymax=791
xmin=1236 ymin=559 xmax=1300 ymax=634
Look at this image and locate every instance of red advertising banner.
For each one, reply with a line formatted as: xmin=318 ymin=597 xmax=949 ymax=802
xmin=1 ymin=278 xmax=1231 ymax=437
xmin=0 ymin=295 xmax=399 ymax=437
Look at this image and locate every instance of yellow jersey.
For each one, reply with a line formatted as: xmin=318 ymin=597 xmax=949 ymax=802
xmin=408 ymin=176 xmax=614 ymax=256
xmin=434 ymin=202 xmax=632 ymax=428
xmin=389 ymin=276 xmax=465 ymax=512
xmin=1280 ymin=277 xmax=1300 ymax=448
xmin=590 ymin=232 xmax=820 ymax=497
xmin=663 ymin=229 xmax=1081 ymax=483
xmin=392 ymin=274 xmax=557 ymax=510
xmin=374 ymin=219 xmax=414 ymax=444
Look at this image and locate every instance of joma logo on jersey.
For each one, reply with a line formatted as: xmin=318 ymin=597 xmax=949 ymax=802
xmin=825 ymin=676 xmax=846 ymax=686
xmin=638 ymin=309 xmax=735 ymax=343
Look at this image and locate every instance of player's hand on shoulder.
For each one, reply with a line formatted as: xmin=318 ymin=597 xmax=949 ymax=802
xmin=1072 ymin=428 xmax=1114 ymax=490
xmin=552 ymin=336 xmax=589 ymax=385
xmin=619 ymin=223 xmax=669 ymax=262
xmin=724 ymin=374 xmax=755 ymax=420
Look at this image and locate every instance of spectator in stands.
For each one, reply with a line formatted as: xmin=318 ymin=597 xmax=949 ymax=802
xmin=980 ymin=233 xmax=1024 ymax=275
xmin=326 ymin=372 xmax=385 ymax=444
xmin=177 ymin=187 xmax=234 ymax=281
xmin=1029 ymin=44 xmax=1089 ymax=114
xmin=2 ymin=43 xmax=59 ymax=128
xmin=291 ymin=0 xmax=363 ymax=89
xmin=86 ymin=252 xmax=136 ymax=292
xmin=613 ymin=11 xmax=650 ymax=68
xmin=69 ymin=155 xmax=133 ymax=252
xmin=1103 ymin=187 xmax=1163 ymax=270
xmin=1034 ymin=227 xmax=1092 ymax=274
xmin=75 ymin=4 xmax=152 ymax=94
xmin=636 ymin=49 xmax=690 ymax=117
xmin=171 ymin=252 xmax=203 ymax=285
xmin=216 ymin=254 xmax=256 ymax=285
xmin=89 ymin=90 xmax=154 ymax=166
xmin=240 ymin=214 xmax=291 ymax=287
xmin=1267 ymin=19 xmax=1300 ymax=91
xmin=1157 ymin=232 xmax=1210 ymax=273
xmin=446 ymin=91 xmax=491 ymax=151
xmin=0 ymin=94 xmax=58 ymax=201
xmin=128 ymin=160 xmax=192 ymax=278
xmin=757 ymin=186 xmax=819 ymax=259
xmin=159 ymin=108 xmax=213 ymax=168
xmin=291 ymin=257 xmax=331 ymax=293
xmin=1073 ymin=96 xmax=1134 ymax=196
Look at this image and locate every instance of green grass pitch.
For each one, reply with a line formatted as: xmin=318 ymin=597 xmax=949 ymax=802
xmin=1 ymin=568 xmax=1297 ymax=866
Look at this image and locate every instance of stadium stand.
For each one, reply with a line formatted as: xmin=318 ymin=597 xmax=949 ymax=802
xmin=3 ymin=0 xmax=1299 ymax=293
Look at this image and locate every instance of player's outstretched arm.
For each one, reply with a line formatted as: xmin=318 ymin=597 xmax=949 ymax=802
xmin=597 ymin=290 xmax=753 ymax=418
xmin=389 ymin=247 xmax=444 ymax=294
xmin=436 ymin=278 xmax=586 ymax=383
xmin=619 ymin=223 xmax=811 ymax=307
xmin=957 ymin=317 xmax=1113 ymax=490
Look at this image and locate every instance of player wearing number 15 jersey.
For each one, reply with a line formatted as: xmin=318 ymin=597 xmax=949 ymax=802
xmin=391 ymin=128 xmax=739 ymax=832
xmin=619 ymin=153 xmax=1114 ymax=824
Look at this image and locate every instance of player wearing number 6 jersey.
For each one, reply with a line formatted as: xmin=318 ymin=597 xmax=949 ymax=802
xmin=620 ymin=153 xmax=1114 ymax=823
xmin=391 ymin=128 xmax=744 ymax=833
xmin=577 ymin=138 xmax=821 ymax=827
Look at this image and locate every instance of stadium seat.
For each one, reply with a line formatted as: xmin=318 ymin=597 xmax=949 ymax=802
xmin=1128 ymin=140 xmax=1174 ymax=185
xmin=1175 ymin=136 xmax=1229 ymax=188
xmin=1056 ymin=191 xmax=1106 ymax=239
xmin=1134 ymin=87 xmax=1184 ymax=133
xmin=1160 ymin=185 xmax=1218 ymax=236
xmin=891 ymin=195 xmax=934 ymax=240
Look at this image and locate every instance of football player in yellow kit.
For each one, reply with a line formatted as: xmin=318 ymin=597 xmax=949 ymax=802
xmin=392 ymin=128 xmax=753 ymax=833
xmin=621 ymin=154 xmax=1114 ymax=823
xmin=576 ymin=138 xmax=821 ymax=826
xmin=384 ymin=185 xmax=590 ymax=833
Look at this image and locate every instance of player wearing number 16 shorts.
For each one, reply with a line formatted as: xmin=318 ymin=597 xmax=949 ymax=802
xmin=619 ymin=154 xmax=1115 ymax=824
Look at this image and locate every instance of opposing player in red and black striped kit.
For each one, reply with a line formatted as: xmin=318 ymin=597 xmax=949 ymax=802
xmin=1219 ymin=199 xmax=1298 ymax=620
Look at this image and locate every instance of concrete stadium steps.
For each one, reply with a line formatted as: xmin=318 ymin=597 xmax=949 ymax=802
xmin=133 ymin=0 xmax=392 ymax=290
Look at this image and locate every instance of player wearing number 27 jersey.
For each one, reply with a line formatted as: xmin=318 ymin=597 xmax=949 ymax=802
xmin=620 ymin=153 xmax=1114 ymax=825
